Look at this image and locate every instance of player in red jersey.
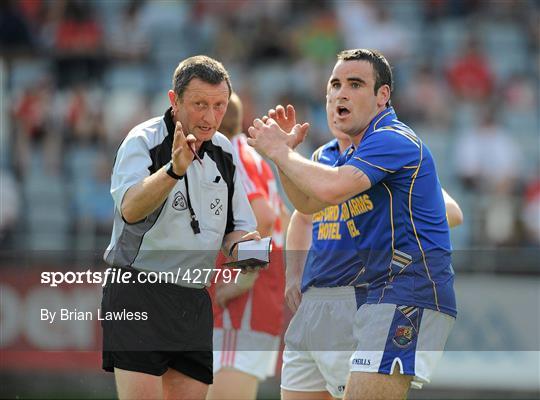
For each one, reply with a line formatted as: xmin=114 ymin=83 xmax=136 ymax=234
xmin=207 ymin=93 xmax=289 ymax=400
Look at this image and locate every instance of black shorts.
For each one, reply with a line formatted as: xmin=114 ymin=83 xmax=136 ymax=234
xmin=101 ymin=268 xmax=213 ymax=384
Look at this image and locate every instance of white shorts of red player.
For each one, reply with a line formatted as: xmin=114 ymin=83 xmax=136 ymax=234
xmin=213 ymin=328 xmax=281 ymax=381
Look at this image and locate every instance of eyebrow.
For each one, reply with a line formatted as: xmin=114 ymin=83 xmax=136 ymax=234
xmin=347 ymin=77 xmax=366 ymax=85
xmin=330 ymin=77 xmax=367 ymax=85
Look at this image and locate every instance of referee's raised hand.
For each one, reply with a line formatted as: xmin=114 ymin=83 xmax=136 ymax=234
xmin=171 ymin=121 xmax=197 ymax=176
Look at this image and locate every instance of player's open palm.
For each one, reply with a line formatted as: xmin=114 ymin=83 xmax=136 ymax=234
xmin=265 ymin=105 xmax=309 ymax=150
xmin=267 ymin=104 xmax=297 ymax=133
xmin=171 ymin=121 xmax=196 ymax=175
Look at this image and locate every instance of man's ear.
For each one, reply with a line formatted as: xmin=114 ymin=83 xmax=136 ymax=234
xmin=168 ymin=90 xmax=176 ymax=108
xmin=376 ymin=85 xmax=391 ymax=107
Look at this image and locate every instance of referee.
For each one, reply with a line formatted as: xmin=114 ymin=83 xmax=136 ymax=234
xmin=102 ymin=55 xmax=258 ymax=399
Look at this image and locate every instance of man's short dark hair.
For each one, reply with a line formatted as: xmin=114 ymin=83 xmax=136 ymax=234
xmin=172 ymin=55 xmax=232 ymax=99
xmin=337 ymin=49 xmax=393 ymax=107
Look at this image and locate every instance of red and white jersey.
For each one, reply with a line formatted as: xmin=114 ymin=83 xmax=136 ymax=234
xmin=211 ymin=134 xmax=285 ymax=336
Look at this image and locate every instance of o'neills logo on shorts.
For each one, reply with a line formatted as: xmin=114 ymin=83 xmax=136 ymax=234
xmin=352 ymin=358 xmax=371 ymax=366
xmin=173 ymin=191 xmax=187 ymax=211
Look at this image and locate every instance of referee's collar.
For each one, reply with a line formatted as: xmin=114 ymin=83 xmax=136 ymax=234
xmin=164 ymin=107 xmax=175 ymax=137
xmin=163 ymin=107 xmax=209 ymax=155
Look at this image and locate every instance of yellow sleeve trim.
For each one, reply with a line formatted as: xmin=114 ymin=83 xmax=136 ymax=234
xmin=311 ymin=145 xmax=325 ymax=162
xmin=354 ymin=157 xmax=396 ymax=173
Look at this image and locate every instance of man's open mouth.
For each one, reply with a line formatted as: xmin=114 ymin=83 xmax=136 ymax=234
xmin=337 ymin=106 xmax=350 ymax=116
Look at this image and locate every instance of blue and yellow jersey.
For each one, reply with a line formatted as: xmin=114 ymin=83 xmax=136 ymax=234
xmin=301 ymin=139 xmax=367 ymax=293
xmin=341 ymin=107 xmax=456 ymax=317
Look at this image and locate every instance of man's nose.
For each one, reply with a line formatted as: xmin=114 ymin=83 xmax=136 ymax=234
xmin=202 ymin=108 xmax=217 ymax=126
xmin=336 ymin=87 xmax=349 ymax=101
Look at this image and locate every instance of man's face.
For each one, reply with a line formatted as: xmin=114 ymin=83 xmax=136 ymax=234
xmin=172 ymin=78 xmax=230 ymax=142
xmin=327 ymin=60 xmax=385 ymax=139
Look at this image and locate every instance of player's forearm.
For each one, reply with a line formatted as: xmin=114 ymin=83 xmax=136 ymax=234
xmin=121 ymin=166 xmax=178 ymax=223
xmin=280 ymin=203 xmax=291 ymax=236
xmin=273 ymin=148 xmax=345 ymax=209
xmin=286 ymin=211 xmax=313 ymax=251
xmin=234 ymin=271 xmax=259 ymax=290
xmin=216 ymin=273 xmax=259 ymax=307
xmin=278 ymin=168 xmax=314 ymax=213
xmin=251 ymin=197 xmax=277 ymax=238
xmin=255 ymin=219 xmax=274 ymax=238
xmin=285 ymin=211 xmax=312 ymax=282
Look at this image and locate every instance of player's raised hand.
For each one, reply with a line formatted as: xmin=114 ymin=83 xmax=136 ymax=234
xmin=268 ymin=104 xmax=297 ymax=133
xmin=171 ymin=121 xmax=196 ymax=176
xmin=247 ymin=117 xmax=309 ymax=160
xmin=286 ymin=122 xmax=309 ymax=150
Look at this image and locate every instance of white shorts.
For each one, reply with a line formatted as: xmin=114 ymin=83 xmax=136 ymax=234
xmin=351 ymin=303 xmax=455 ymax=389
xmin=281 ymin=286 xmax=366 ymax=398
xmin=213 ymin=328 xmax=280 ymax=381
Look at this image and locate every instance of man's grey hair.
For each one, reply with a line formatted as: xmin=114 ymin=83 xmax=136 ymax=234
xmin=172 ymin=55 xmax=232 ymax=99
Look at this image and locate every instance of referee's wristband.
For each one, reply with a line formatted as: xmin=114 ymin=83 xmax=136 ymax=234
xmin=166 ymin=162 xmax=184 ymax=180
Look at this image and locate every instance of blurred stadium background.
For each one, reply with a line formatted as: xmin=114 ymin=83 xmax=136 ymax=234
xmin=0 ymin=0 xmax=538 ymax=399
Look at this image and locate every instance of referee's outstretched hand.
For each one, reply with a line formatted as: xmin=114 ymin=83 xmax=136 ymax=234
xmin=171 ymin=121 xmax=197 ymax=176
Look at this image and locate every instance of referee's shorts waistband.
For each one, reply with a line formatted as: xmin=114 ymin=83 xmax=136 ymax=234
xmin=303 ymin=285 xmax=367 ymax=300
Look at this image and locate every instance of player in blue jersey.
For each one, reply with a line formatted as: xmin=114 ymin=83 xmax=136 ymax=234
xmin=281 ymin=104 xmax=462 ymax=399
xmin=248 ymin=49 xmax=458 ymax=400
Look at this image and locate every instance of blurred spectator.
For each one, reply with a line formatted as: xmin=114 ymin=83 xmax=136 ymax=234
xmin=423 ymin=0 xmax=484 ymax=21
xmin=210 ymin=17 xmax=249 ymax=66
xmin=294 ymin=9 xmax=341 ymax=65
xmin=0 ymin=169 xmax=20 ymax=247
xmin=502 ymin=73 xmax=537 ymax=114
xmin=455 ymin=106 xmax=523 ymax=245
xmin=446 ymin=36 xmax=495 ymax=101
xmin=53 ymin=0 xmax=102 ymax=53
xmin=525 ymin=4 xmax=540 ymax=55
xmin=17 ymin=0 xmax=44 ymax=25
xmin=70 ymin=149 xmax=114 ymax=249
xmin=247 ymin=16 xmax=292 ymax=65
xmin=501 ymin=73 xmax=538 ymax=169
xmin=193 ymin=0 xmax=251 ymax=19
xmin=0 ymin=0 xmax=34 ymax=51
xmin=64 ymin=85 xmax=106 ymax=147
xmin=522 ymin=178 xmax=540 ymax=245
xmin=11 ymin=75 xmax=62 ymax=177
xmin=399 ymin=64 xmax=451 ymax=129
xmin=106 ymin=0 xmax=149 ymax=61
xmin=43 ymin=0 xmax=104 ymax=86
xmin=335 ymin=1 xmax=411 ymax=60
xmin=455 ymin=106 xmax=522 ymax=193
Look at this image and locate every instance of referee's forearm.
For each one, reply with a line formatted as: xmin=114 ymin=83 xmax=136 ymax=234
xmin=121 ymin=166 xmax=177 ymax=223
xmin=221 ymin=230 xmax=249 ymax=257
